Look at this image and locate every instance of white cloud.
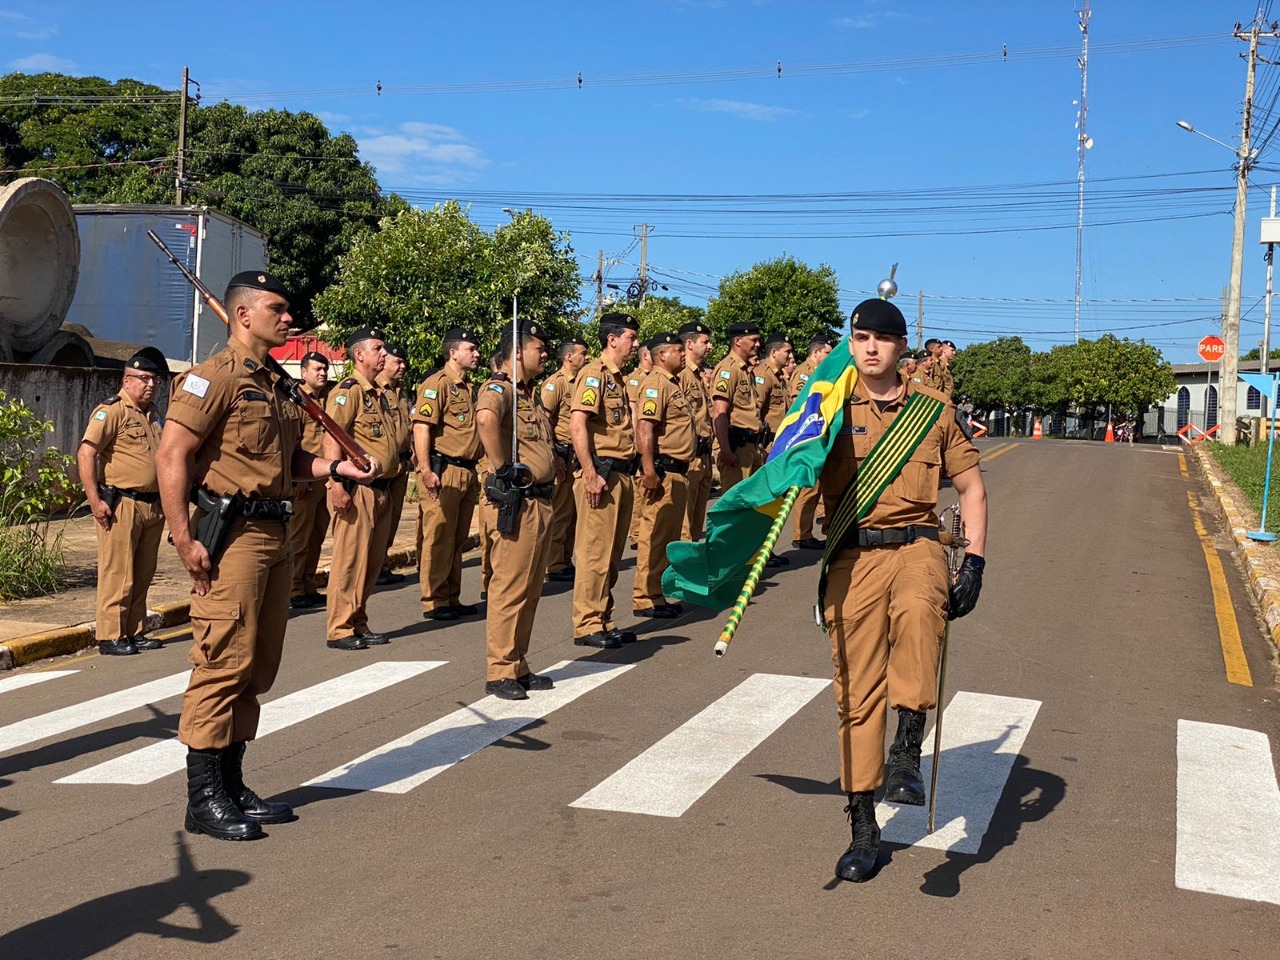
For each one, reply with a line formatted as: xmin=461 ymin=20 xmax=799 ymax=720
xmin=316 ymin=111 xmax=352 ymax=129
xmin=849 ymin=108 xmax=871 ymax=121
xmin=0 ymin=10 xmax=31 ymax=20
xmin=357 ymin=121 xmax=489 ymax=186
xmin=16 ymin=25 xmax=58 ymax=40
xmin=8 ymin=52 xmax=79 ymax=73
xmin=680 ymin=98 xmax=797 ymax=122
xmin=835 ymin=15 xmax=876 ymax=28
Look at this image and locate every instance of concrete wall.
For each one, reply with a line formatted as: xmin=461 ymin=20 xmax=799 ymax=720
xmin=0 ymin=363 xmax=169 ymax=456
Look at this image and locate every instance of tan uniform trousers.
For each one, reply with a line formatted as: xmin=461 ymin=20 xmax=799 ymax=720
xmin=477 ymin=465 xmax=493 ymax=596
xmin=546 ymin=473 xmax=577 ymax=573
xmin=382 ymin=469 xmax=410 ymax=571
xmin=681 ymin=454 xmax=714 ymax=541
xmin=791 ymin=484 xmax=821 ymax=542
xmin=484 ymin=496 xmax=553 ymax=681
xmin=180 ymin=521 xmax=290 ymax=749
xmin=719 ymin=441 xmax=760 ymax=492
xmin=634 ymin=472 xmax=689 ymax=610
xmin=572 ymin=470 xmax=635 ymax=636
xmin=417 ymin=464 xmax=478 ymax=611
xmin=823 ymin=539 xmax=949 ymax=793
xmin=288 ymin=480 xmax=329 ymax=596
xmin=94 ymin=497 xmax=165 ymax=641
xmin=326 ymin=484 xmax=392 ymax=640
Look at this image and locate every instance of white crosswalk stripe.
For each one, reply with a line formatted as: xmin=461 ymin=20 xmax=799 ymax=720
xmin=305 ymin=659 xmax=632 ymax=794
xmin=571 ymin=673 xmax=830 ymax=817
xmin=878 ymin=691 xmax=1042 ymax=854
xmin=0 ymin=671 xmax=189 ymax=755
xmin=0 ymin=670 xmax=78 ymax=695
xmin=56 ymin=661 xmax=445 ymax=785
xmin=1176 ymin=719 xmax=1280 ymax=906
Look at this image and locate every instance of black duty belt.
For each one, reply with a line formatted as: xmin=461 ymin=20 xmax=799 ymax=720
xmin=695 ymin=437 xmax=712 ymax=458
xmin=431 ymin=451 xmax=478 ymax=473
xmin=525 ymin=482 xmax=555 ymax=501
xmin=856 ymin=525 xmax=940 ymax=548
xmin=241 ymin=497 xmax=293 ymax=521
xmin=655 ymin=455 xmax=690 ymax=476
xmin=594 ymin=455 xmax=640 ymax=476
xmin=370 ymin=477 xmax=396 ymax=492
xmin=101 ymin=484 xmax=160 ymax=505
xmin=728 ymin=426 xmax=765 ymax=451
xmin=399 ymin=450 xmax=413 ymax=465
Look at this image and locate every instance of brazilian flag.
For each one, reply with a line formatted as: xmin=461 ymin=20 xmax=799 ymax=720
xmin=663 ymin=339 xmax=859 ymax=609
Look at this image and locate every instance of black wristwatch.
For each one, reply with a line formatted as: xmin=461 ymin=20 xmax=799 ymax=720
xmin=328 ymin=459 xmax=342 ymax=480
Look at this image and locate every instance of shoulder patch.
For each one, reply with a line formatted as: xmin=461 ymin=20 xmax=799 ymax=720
xmin=642 ymin=399 xmax=658 ymax=416
xmin=754 ymin=376 xmax=765 ymax=384
xmin=94 ymin=410 xmax=108 ymax=421
xmin=488 ymin=383 xmax=505 ymax=393
xmin=628 ymin=378 xmax=639 ymax=387
xmin=544 ymin=382 xmax=557 ymax=392
xmin=714 ymin=381 xmax=730 ymax=393
xmin=799 ymin=373 xmax=810 ymax=382
xmin=644 ymin=387 xmax=660 ymax=398
xmin=585 ymin=376 xmax=601 ymax=388
xmin=420 ymin=402 xmax=434 ymax=417
xmin=334 ymin=395 xmax=348 ymax=406
xmin=182 ymin=374 xmax=210 ymax=398
xmin=339 ymin=378 xmax=358 ymax=388
xmin=718 ymin=370 xmax=732 ymax=380
xmin=424 ymin=388 xmax=438 ymax=399
xmin=580 ymin=388 xmax=598 ymax=406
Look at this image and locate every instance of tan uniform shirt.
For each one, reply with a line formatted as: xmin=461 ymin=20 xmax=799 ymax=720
xmin=625 ymin=368 xmax=649 ymax=406
xmin=789 ymin=355 xmax=819 ymax=405
xmin=711 ymin=353 xmax=762 ymax=430
xmin=922 ymin=360 xmax=953 ymax=398
xmin=679 ymin=360 xmax=712 ymax=440
xmin=756 ymin=359 xmax=789 ymax=433
xmin=82 ymin=389 xmax=162 ymax=492
xmin=820 ymin=376 xmax=979 ymax=529
xmin=166 ymin=338 xmax=301 ymax=499
xmin=638 ymin=369 xmax=697 ymax=462
xmin=572 ymin=358 xmax=636 ymax=459
xmin=298 ymin=382 xmax=330 ymax=457
xmin=326 ymin=368 xmax=401 ymax=479
xmin=412 ymin=367 xmax=480 ymax=460
xmin=377 ymin=375 xmax=413 ymax=459
xmin=475 ymin=376 xmax=555 ymax=484
xmin=541 ymin=367 xmax=578 ymax=445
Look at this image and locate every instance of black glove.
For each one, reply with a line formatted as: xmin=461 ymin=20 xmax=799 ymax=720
xmin=494 ymin=463 xmax=515 ymax=481
xmin=947 ymin=554 xmax=984 ymax=621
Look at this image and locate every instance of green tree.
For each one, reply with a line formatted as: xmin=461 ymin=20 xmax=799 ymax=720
xmin=705 ymin=255 xmax=843 ymax=349
xmin=313 ymin=202 xmax=582 ymax=383
xmin=1240 ymin=346 xmax=1280 ymax=361
xmin=1035 ymin=334 xmax=1175 ymax=417
xmin=950 ymin=336 xmax=1034 ymax=413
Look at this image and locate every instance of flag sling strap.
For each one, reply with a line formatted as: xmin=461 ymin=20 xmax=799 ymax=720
xmin=817 ymin=391 xmax=947 ymax=615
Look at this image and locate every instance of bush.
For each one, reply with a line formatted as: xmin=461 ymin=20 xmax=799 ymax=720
xmin=0 ymin=389 xmax=81 ymax=600
xmin=1208 ymin=441 xmax=1280 ymax=538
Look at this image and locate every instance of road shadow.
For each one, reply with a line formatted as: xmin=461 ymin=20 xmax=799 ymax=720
xmin=0 ymin=704 xmax=177 ymax=781
xmin=0 ymin=832 xmax=248 ymax=960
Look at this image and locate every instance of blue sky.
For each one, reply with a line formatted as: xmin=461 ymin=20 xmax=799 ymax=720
xmin=2 ymin=1 xmax=1274 ymax=361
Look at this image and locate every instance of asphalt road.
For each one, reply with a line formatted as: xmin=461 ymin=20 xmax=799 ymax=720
xmin=1 ymin=439 xmax=1277 ymax=960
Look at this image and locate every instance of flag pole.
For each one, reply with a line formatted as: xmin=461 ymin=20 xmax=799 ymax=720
xmin=714 ymin=486 xmax=801 ymax=657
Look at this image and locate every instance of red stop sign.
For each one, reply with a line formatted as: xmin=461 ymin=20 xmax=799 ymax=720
xmin=1198 ymin=335 xmax=1226 ymax=363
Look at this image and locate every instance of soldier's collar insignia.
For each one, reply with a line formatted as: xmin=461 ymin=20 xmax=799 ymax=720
xmin=243 ymin=358 xmax=259 ymax=372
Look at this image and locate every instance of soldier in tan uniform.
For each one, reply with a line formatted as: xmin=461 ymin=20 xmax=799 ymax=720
xmin=711 ymin=322 xmax=764 ymax=492
xmin=570 ymin=312 xmax=640 ymax=649
xmin=77 ymin=352 xmax=167 ymax=656
xmin=625 ymin=341 xmax=653 ymax=549
xmin=820 ymin=298 xmax=987 ymax=883
xmin=921 ymin=338 xmax=953 ymax=397
xmin=413 ymin=327 xmax=482 ymax=622
xmin=156 ymin=271 xmax=379 ymax=840
xmin=677 ymin=321 xmax=714 ymax=540
xmin=376 ymin=343 xmax=413 ymax=586
xmin=288 ymin=352 xmax=331 ymax=609
xmin=542 ymin=337 xmax=589 ymax=581
xmin=633 ymin=332 xmax=696 ymax=618
xmin=755 ymin=332 xmax=793 ymax=448
xmin=789 ymin=334 xmax=835 ymax=550
xmin=938 ymin=339 xmax=957 ymax=398
xmin=476 ymin=320 xmax=558 ymax=700
xmin=324 ymin=328 xmax=402 ymax=650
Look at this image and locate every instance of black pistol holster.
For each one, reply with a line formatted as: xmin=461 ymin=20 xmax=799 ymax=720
xmin=97 ymin=483 xmax=122 ymax=512
xmin=485 ymin=468 xmax=526 ymax=535
xmin=190 ymin=487 xmax=244 ymax=563
xmin=553 ymin=440 xmax=579 ymax=471
xmin=728 ymin=426 xmax=757 ymax=452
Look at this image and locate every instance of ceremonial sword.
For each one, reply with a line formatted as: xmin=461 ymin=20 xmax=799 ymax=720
xmin=928 ymin=503 xmax=967 ymax=835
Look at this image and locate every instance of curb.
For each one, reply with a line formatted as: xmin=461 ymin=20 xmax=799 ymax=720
xmin=1192 ymin=445 xmax=1280 ymax=653
xmin=0 ymin=544 xmax=423 ymax=671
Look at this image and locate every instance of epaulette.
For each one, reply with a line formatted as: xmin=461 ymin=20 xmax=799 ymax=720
xmin=101 ymin=395 xmax=121 ymax=405
xmin=339 ymin=378 xmax=358 ymax=389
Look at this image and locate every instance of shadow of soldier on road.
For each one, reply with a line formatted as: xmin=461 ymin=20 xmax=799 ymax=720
xmin=0 ymin=832 xmax=249 ymax=960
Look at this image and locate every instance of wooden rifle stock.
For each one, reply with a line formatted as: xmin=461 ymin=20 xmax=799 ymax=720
xmin=147 ymin=230 xmax=372 ymax=472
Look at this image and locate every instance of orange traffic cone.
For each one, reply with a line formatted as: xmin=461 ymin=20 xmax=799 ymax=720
xmin=1031 ymin=418 xmax=1043 ymax=440
xmin=1104 ymin=420 xmax=1115 ymax=443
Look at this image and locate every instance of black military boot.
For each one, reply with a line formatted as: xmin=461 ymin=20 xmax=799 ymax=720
xmin=835 ymin=791 xmax=880 ymax=882
xmin=184 ymin=748 xmax=263 ymax=841
xmin=221 ymin=741 xmax=294 ymax=823
xmin=883 ymin=708 xmax=927 ymax=806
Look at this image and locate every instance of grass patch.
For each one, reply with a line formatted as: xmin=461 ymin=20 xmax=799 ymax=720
xmin=1208 ymin=441 xmax=1280 ymax=537
xmin=0 ymin=522 xmax=67 ymax=602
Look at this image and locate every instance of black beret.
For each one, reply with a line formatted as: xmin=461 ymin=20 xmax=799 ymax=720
xmin=649 ymin=331 xmax=681 ymax=349
xmin=764 ymin=331 xmax=792 ymax=348
xmin=346 ymin=327 xmax=387 ymax=351
xmin=599 ymin=312 xmax=640 ymax=331
xmin=226 ymin=271 xmax=288 ymax=300
xmin=386 ymin=344 xmax=407 ymax=360
xmin=942 ymin=339 xmax=957 ymax=349
xmin=558 ymin=337 xmax=588 ymax=351
xmin=809 ymin=333 xmax=838 ymax=348
xmin=443 ymin=327 xmax=480 ymax=345
xmin=851 ymin=299 xmax=908 ymax=338
xmin=520 ymin=319 xmax=550 ymax=345
xmin=126 ymin=353 xmax=161 ymax=375
xmin=924 ymin=338 xmax=943 ymax=349
xmin=678 ymin=321 xmax=711 ymax=338
xmin=726 ymin=322 xmax=762 ymax=337
xmin=300 ymin=351 xmax=330 ymax=366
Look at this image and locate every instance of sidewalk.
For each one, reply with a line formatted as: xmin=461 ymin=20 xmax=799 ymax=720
xmin=0 ymin=494 xmax=460 ymax=668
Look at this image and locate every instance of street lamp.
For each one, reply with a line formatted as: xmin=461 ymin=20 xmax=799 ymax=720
xmin=1177 ymin=118 xmax=1254 ymax=441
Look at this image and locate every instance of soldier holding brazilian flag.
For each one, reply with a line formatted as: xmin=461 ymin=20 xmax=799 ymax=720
xmin=663 ymin=275 xmax=988 ymax=885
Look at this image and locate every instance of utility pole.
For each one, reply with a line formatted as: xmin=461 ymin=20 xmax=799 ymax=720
xmin=596 ymin=249 xmax=604 ymax=319
xmin=175 ymin=66 xmax=190 ymax=205
xmin=1265 ymin=186 xmax=1276 ymax=376
xmin=1074 ymin=0 xmax=1091 ymax=343
xmin=637 ymin=223 xmax=650 ymax=307
xmin=917 ymin=290 xmax=924 ymax=351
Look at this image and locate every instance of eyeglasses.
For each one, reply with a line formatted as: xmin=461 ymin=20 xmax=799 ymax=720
xmin=125 ymin=373 xmax=157 ymax=384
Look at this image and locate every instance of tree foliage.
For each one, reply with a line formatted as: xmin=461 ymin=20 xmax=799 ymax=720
xmin=705 ymin=255 xmax=843 ymax=350
xmin=313 ymin=203 xmax=582 ymax=383
xmin=949 ymin=337 xmax=1034 ymax=411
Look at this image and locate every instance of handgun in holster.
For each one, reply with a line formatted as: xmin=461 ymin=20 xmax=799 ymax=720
xmin=553 ymin=440 xmax=578 ymax=471
xmin=190 ymin=487 xmax=245 ymax=563
xmin=97 ymin=483 xmax=122 ymax=512
xmin=485 ymin=469 xmax=526 ymax=535
xmin=590 ymin=454 xmax=615 ymax=482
